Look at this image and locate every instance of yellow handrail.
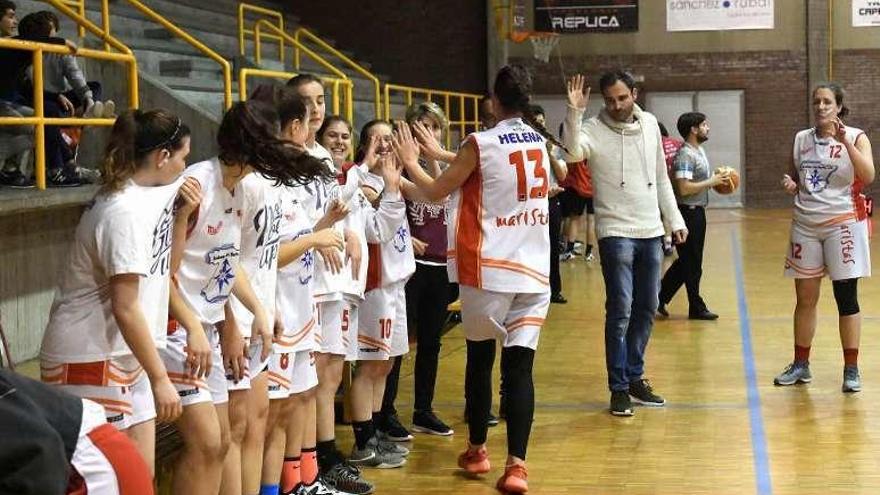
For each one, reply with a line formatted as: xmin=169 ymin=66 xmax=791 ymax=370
xmin=124 ymin=0 xmax=232 ymax=110
xmin=238 ymin=2 xmax=284 ymax=62
xmin=238 ymin=68 xmax=354 ymax=150
xmin=253 ymin=21 xmax=348 ymax=82
xmin=0 ymin=39 xmax=135 ymax=189
xmin=384 ymin=84 xmax=482 ymax=149
xmin=59 ymin=0 xmax=85 ymax=38
xmin=294 ymin=27 xmax=382 ymax=119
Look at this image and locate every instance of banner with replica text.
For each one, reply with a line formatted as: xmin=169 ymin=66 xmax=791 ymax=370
xmin=667 ymin=0 xmax=774 ymax=32
xmin=534 ymin=0 xmax=639 ymax=34
xmin=853 ymin=0 xmax=880 ymax=27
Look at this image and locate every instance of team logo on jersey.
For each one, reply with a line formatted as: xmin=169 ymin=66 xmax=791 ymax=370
xmin=799 ymin=159 xmax=838 ymax=194
xmin=299 ymin=250 xmax=314 ymax=285
xmin=393 ymin=225 xmax=409 ymax=253
xmin=255 ymin=200 xmax=283 ymax=269
xmin=201 ymin=244 xmax=239 ymax=303
xmin=151 ymin=203 xmax=175 ymax=276
xmin=407 ymin=202 xmax=447 ymax=226
xmin=207 ymin=220 xmax=224 ymax=236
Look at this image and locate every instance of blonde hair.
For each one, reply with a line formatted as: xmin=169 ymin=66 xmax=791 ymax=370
xmin=405 ymin=101 xmax=448 ymax=129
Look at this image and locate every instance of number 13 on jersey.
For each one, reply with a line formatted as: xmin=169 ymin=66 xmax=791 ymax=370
xmin=509 ymin=149 xmax=548 ymax=202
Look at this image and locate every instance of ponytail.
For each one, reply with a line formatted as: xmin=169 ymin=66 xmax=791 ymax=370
xmin=100 ymin=109 xmax=190 ymax=194
xmin=217 ymin=100 xmax=333 ymax=186
xmin=493 ymin=65 xmax=568 ymax=153
xmin=521 ymin=105 xmax=569 ymax=154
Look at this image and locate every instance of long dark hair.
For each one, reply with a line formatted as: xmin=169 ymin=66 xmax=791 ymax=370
xmin=100 ymin=109 xmax=190 ymax=194
xmin=493 ymin=65 xmax=567 ymax=152
xmin=217 ymin=100 xmax=332 ymax=186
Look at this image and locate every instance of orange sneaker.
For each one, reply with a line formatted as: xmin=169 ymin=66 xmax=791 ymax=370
xmin=457 ymin=446 xmax=491 ymax=474
xmin=496 ymin=463 xmax=528 ymax=493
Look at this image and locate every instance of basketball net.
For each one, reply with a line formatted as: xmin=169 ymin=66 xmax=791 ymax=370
xmin=528 ymin=33 xmax=559 ymax=64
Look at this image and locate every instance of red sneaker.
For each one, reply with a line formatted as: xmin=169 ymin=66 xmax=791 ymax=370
xmin=457 ymin=446 xmax=491 ymax=474
xmin=496 ymin=463 xmax=528 ymax=493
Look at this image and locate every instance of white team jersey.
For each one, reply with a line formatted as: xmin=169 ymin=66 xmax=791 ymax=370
xmin=447 ymin=117 xmax=550 ymax=293
xmin=340 ymin=164 xmax=388 ymax=302
xmin=229 ymin=174 xmax=282 ymax=336
xmin=275 ymin=185 xmax=318 ymax=353
xmin=302 ymin=142 xmax=347 ymax=302
xmin=176 ymin=159 xmax=242 ymax=325
xmin=365 ymin=192 xmax=414 ymax=291
xmin=41 ymin=178 xmax=181 ymax=362
xmin=793 ymin=126 xmax=868 ymax=228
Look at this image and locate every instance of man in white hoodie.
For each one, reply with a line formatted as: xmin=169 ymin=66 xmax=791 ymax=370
xmin=563 ymin=71 xmax=687 ymax=417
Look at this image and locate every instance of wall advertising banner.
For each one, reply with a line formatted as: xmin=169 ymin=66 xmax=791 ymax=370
xmin=853 ymin=0 xmax=880 ymax=27
xmin=534 ymin=0 xmax=639 ymax=34
xmin=667 ymin=0 xmax=774 ymax=32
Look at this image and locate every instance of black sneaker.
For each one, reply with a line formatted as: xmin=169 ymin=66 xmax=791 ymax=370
xmin=412 ymin=410 xmax=454 ymax=436
xmin=48 ymin=167 xmax=82 ymax=187
xmin=656 ymin=304 xmax=669 ymax=318
xmin=321 ymin=463 xmax=374 ymax=495
xmin=377 ymin=414 xmax=413 ymax=442
xmin=551 ymin=292 xmax=568 ymax=304
xmin=0 ymin=169 xmax=35 ymax=188
xmin=689 ymin=308 xmax=719 ymax=320
xmin=629 ymin=378 xmax=665 ymax=406
xmin=610 ymin=390 xmax=633 ymax=416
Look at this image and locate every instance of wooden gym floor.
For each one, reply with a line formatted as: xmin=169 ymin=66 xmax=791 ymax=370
xmin=355 ymin=209 xmax=880 ymax=495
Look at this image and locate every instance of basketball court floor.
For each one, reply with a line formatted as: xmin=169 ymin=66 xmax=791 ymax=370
xmin=350 ymin=208 xmax=880 ymax=494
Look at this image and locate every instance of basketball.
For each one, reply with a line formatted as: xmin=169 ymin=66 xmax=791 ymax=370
xmin=713 ymin=166 xmax=740 ymax=195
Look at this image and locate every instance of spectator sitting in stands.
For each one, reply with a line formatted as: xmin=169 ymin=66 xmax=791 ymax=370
xmin=0 ymin=12 xmax=85 ymax=187
xmin=30 ymin=11 xmax=115 ymax=119
xmin=0 ymin=0 xmax=17 ymax=37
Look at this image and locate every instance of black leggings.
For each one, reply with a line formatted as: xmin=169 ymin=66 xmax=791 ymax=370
xmin=465 ymin=340 xmax=535 ymax=460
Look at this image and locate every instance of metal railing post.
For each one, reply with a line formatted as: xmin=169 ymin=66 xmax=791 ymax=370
xmin=33 ymin=50 xmax=46 ymax=190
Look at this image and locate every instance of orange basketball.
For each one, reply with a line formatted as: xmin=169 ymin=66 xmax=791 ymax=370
xmin=712 ymin=166 xmax=740 ymax=195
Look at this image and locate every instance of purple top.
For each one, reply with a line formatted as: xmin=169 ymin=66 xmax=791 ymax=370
xmin=406 ymin=199 xmax=448 ymax=264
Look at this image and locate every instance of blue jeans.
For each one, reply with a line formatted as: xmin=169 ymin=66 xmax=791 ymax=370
xmin=599 ymin=236 xmax=663 ymax=392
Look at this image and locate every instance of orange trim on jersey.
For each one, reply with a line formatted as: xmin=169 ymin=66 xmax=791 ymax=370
xmin=456 ymin=161 xmax=483 ymax=288
xmin=65 ymin=361 xmax=110 ymax=386
xmin=87 ymin=397 xmax=133 ymax=416
xmin=86 ymin=423 xmax=154 ymax=495
xmin=506 ymin=317 xmax=546 ymax=333
xmin=268 ymin=371 xmax=291 ymax=388
xmin=357 ymin=335 xmax=391 ymax=352
xmin=784 ymin=258 xmax=825 ymax=276
xmin=481 ymin=258 xmax=550 ymax=286
xmin=167 ymin=371 xmax=208 ymax=388
xmin=817 ymin=212 xmax=857 ymax=227
xmin=274 ymin=319 xmax=315 ymax=348
xmin=365 ymin=243 xmax=382 ymax=292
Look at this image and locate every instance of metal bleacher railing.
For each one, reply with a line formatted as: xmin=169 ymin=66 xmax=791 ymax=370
xmin=0 ymin=0 xmax=137 ymax=189
xmin=384 ymin=84 xmax=482 ymax=150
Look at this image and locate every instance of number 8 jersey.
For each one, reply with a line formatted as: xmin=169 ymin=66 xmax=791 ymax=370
xmin=447 ymin=117 xmax=550 ymax=294
xmin=793 ymin=126 xmax=868 ymax=228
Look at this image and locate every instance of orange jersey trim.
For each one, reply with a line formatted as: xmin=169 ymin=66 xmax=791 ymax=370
xmin=481 ymin=258 xmax=550 ymax=286
xmin=456 ymin=142 xmax=483 ymax=288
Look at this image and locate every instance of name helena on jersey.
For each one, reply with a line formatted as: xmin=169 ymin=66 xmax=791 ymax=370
xmin=495 ymin=208 xmax=549 ymax=228
xmin=497 ymin=131 xmax=544 ymax=146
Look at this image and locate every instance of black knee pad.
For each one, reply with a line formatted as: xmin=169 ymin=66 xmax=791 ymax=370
xmin=832 ymin=278 xmax=860 ymax=316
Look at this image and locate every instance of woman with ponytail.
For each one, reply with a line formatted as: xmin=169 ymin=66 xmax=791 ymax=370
xmin=399 ymin=65 xmax=551 ymax=494
xmin=161 ymin=99 xmax=329 ymax=495
xmin=40 ymin=109 xmax=193 ymax=476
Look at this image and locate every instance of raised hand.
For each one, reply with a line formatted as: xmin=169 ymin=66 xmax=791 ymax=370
xmin=567 ymin=74 xmax=591 ymax=110
xmin=392 ymin=120 xmax=421 ymax=168
xmin=412 ymin=120 xmax=445 ymax=162
xmin=175 ymin=177 xmax=202 ymax=217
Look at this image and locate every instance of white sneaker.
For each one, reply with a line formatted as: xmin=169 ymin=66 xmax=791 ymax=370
xmin=85 ymin=101 xmax=103 ymax=118
xmin=102 ymin=100 xmax=116 ymax=118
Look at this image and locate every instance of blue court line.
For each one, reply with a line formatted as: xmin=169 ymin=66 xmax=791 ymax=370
xmin=732 ymin=231 xmax=773 ymax=495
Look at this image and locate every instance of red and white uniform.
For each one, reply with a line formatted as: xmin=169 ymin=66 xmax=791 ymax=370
xmin=448 ymin=118 xmax=551 ymax=350
xmin=163 ymin=158 xmax=242 ymax=406
xmin=227 ymin=174 xmax=281 ymax=390
xmin=40 ymin=178 xmax=181 ymax=428
xmin=785 ymin=126 xmax=871 ymax=281
xmin=357 ymin=190 xmax=412 ymax=360
xmin=270 ymin=185 xmax=318 ymax=399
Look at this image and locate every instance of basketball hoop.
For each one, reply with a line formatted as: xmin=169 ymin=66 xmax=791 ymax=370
xmin=528 ymin=32 xmax=559 ymax=64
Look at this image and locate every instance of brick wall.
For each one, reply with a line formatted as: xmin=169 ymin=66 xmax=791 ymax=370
xmin=512 ymin=50 xmax=810 ymax=207
xmin=294 ymin=1 xmax=488 ymax=94
xmin=833 ymin=50 xmax=880 ymax=195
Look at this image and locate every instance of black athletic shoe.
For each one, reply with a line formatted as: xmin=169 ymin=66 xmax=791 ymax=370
xmin=610 ymin=390 xmax=634 ymax=416
xmin=551 ymin=292 xmax=568 ymax=304
xmin=463 ymin=409 xmax=500 ymax=427
xmin=628 ymin=379 xmax=665 ymax=406
xmin=689 ymin=308 xmax=719 ymax=320
xmin=0 ymin=169 xmax=34 ymax=188
xmin=656 ymin=304 xmax=669 ymax=318
xmin=377 ymin=414 xmax=413 ymax=442
xmin=48 ymin=167 xmax=82 ymax=187
xmin=412 ymin=410 xmax=454 ymax=436
xmin=322 ymin=463 xmax=374 ymax=494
